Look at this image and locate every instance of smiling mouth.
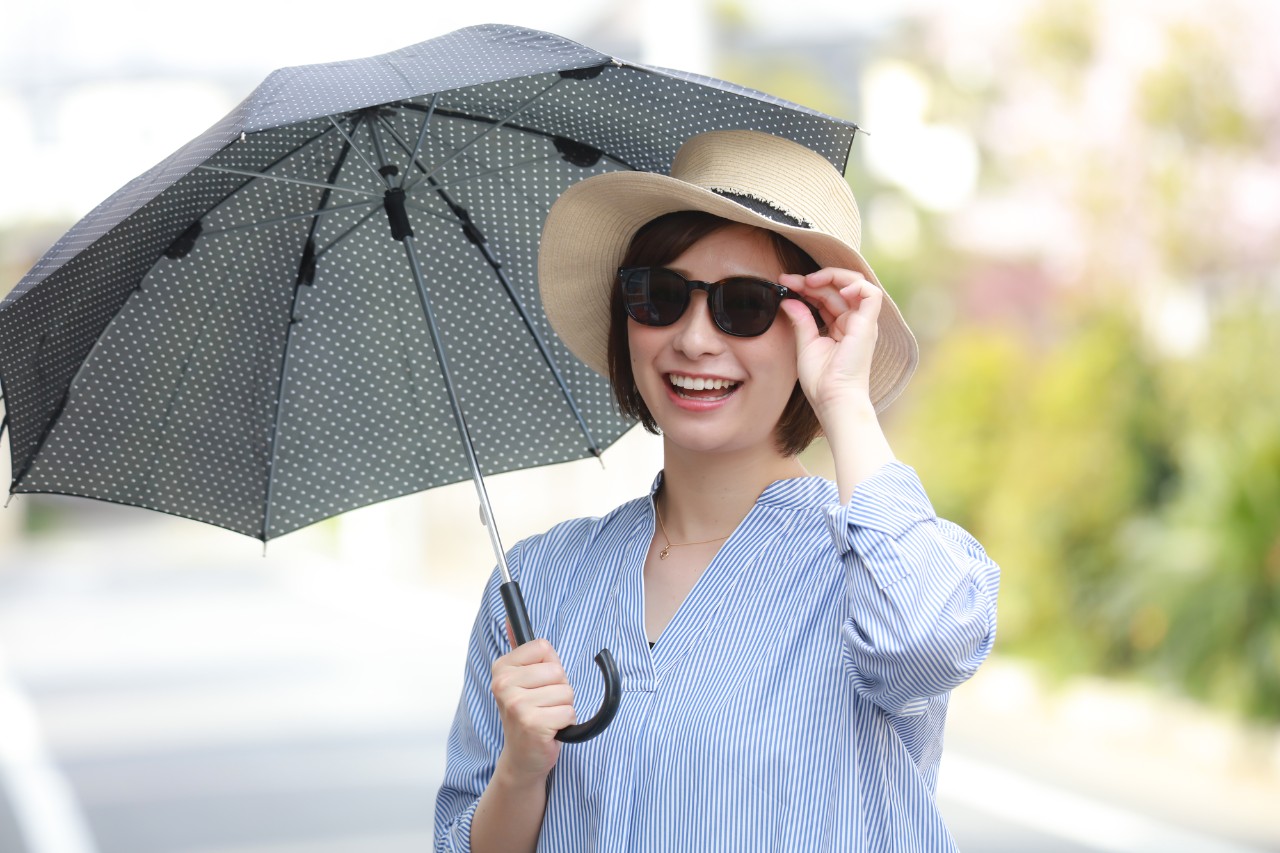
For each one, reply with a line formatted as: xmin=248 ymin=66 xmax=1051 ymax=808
xmin=667 ymin=373 xmax=741 ymax=401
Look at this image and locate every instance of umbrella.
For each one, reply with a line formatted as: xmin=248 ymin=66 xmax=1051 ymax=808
xmin=0 ymin=23 xmax=862 ymax=742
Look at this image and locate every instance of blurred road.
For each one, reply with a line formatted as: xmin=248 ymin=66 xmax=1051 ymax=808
xmin=1 ymin=516 xmax=1277 ymax=853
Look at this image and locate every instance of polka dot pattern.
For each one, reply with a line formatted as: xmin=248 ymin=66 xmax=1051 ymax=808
xmin=0 ymin=24 xmax=860 ymax=541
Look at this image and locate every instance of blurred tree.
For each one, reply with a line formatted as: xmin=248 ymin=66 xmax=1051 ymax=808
xmin=874 ymin=0 xmax=1280 ymax=720
xmin=896 ymin=309 xmax=1173 ymax=672
xmin=1019 ymin=0 xmax=1099 ymax=88
xmin=1138 ymin=24 xmax=1260 ymax=151
xmin=712 ymin=0 xmax=1280 ymax=721
xmin=1119 ymin=310 xmax=1280 ymax=719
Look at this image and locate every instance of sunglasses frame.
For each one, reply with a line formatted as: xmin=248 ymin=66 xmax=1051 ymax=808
xmin=617 ymin=266 xmax=823 ymax=338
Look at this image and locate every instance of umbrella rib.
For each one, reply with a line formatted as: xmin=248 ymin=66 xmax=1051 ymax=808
xmin=423 ymin=155 xmax=563 ymax=194
xmin=200 ymin=200 xmax=377 ymax=237
xmin=259 ymin=267 xmax=310 ymax=543
xmin=327 ymin=113 xmax=394 ymax=189
xmin=401 ymin=202 xmax=463 ymax=226
xmin=375 ymin=115 xmax=605 ymax=459
xmin=314 ymin=207 xmax=381 ymax=260
xmin=365 ymin=113 xmax=401 ymax=187
xmin=298 ymin=134 xmax=356 ymax=259
xmin=396 ymin=103 xmax=639 ymax=172
xmin=377 ymin=113 xmax=558 ymax=217
xmin=178 ymin=123 xmax=349 ymax=247
xmin=440 ymin=181 xmax=605 ymax=458
xmin=399 ymin=235 xmax=513 ymax=580
xmin=405 ymin=77 xmax=566 ymax=193
xmin=197 ymin=165 xmax=381 ymax=197
xmin=377 ymin=115 xmax=558 ymax=201
xmin=399 ymin=93 xmax=437 ymax=190
xmin=376 ymin=111 xmax=578 ymax=190
xmin=261 ymin=135 xmax=364 ymax=539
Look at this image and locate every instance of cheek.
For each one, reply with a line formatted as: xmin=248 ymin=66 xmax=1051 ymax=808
xmin=626 ymin=325 xmax=668 ymax=402
xmin=744 ymin=329 xmax=799 ymax=384
xmin=626 ymin=321 xmax=664 ymax=365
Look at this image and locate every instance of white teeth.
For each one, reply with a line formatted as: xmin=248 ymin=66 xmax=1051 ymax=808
xmin=668 ymin=374 xmax=738 ymax=391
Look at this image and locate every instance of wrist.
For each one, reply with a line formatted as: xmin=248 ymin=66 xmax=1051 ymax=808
xmin=820 ymin=399 xmax=895 ymax=503
xmin=817 ymin=394 xmax=880 ymax=444
xmin=494 ymin=752 xmax=552 ymax=792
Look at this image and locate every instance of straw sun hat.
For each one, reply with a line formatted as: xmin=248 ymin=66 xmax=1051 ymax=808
xmin=538 ymin=129 xmax=918 ymax=412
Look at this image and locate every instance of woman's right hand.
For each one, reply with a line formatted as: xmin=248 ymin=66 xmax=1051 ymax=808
xmin=490 ymin=625 xmax=577 ymax=784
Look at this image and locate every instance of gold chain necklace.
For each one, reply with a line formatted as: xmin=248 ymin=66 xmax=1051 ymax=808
xmin=653 ymin=501 xmax=730 ymax=560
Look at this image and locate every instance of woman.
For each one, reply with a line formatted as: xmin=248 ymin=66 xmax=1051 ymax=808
xmin=435 ymin=130 xmax=1000 ymax=852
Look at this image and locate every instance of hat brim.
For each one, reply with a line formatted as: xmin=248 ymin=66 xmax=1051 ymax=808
xmin=539 ymin=171 xmax=918 ymax=413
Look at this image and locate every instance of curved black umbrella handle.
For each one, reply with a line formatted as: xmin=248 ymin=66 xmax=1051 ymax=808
xmin=499 ymin=581 xmax=621 ymax=744
xmin=555 ymin=649 xmax=621 ymax=743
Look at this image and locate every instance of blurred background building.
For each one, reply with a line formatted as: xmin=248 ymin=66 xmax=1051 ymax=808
xmin=2 ymin=0 xmax=1279 ymax=851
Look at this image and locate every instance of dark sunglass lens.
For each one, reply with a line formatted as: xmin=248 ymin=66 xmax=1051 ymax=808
xmin=648 ymin=269 xmax=691 ymax=324
xmin=624 ymin=268 xmax=687 ymax=326
xmin=714 ymin=279 xmax=779 ymax=336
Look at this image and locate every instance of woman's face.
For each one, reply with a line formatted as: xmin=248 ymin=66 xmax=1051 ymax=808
xmin=627 ymin=224 xmax=800 ymax=459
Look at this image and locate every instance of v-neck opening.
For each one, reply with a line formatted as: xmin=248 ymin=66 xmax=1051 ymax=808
xmin=644 ymin=515 xmax=738 ymax=644
xmin=640 ymin=494 xmax=758 ymax=674
xmin=630 ymin=473 xmax=835 ymax=674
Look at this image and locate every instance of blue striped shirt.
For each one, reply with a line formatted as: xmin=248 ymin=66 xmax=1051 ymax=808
xmin=435 ymin=461 xmax=1000 ymax=852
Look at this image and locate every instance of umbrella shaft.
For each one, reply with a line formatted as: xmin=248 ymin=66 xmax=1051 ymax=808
xmin=400 ymin=235 xmax=512 ymax=583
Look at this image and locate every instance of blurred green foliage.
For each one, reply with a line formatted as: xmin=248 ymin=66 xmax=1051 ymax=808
xmin=1138 ymin=24 xmax=1260 ymax=150
xmin=895 ymin=306 xmax=1280 ymax=721
xmin=716 ymin=0 xmax=1280 ymax=722
xmin=1019 ymin=0 xmax=1099 ymax=82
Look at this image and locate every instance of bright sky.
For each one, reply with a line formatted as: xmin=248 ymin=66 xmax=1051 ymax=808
xmin=0 ymin=0 xmax=912 ymax=80
xmin=0 ymin=0 xmax=919 ymax=227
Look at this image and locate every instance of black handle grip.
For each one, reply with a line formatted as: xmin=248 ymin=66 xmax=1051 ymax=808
xmin=554 ymin=648 xmax=621 ymax=743
xmin=498 ymin=580 xmax=621 ymax=744
xmin=500 ymin=580 xmax=536 ymax=646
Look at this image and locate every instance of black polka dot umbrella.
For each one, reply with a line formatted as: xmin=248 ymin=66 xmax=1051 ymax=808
xmin=0 ymin=24 xmax=859 ymax=740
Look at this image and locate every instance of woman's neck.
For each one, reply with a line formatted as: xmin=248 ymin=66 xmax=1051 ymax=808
xmin=655 ymin=440 xmax=808 ymax=543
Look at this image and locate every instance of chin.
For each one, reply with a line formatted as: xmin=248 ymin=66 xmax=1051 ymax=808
xmin=658 ymin=421 xmax=783 ymax=458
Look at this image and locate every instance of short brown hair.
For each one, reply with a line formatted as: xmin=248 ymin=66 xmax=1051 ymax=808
xmin=606 ymin=211 xmax=823 ymax=457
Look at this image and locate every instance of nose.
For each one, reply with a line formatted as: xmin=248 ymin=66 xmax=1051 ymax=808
xmin=670 ymin=291 xmax=725 ymax=359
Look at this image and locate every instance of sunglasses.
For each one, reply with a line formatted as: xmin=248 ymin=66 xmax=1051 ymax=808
xmin=618 ymin=266 xmax=823 ymax=338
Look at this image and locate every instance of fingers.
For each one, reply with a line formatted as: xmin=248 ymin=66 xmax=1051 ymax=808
xmin=496 ymin=636 xmax=564 ymax=671
xmin=505 ymin=695 xmax=578 ymax=736
xmin=490 ymin=634 xmax=576 ymax=781
xmin=779 ymin=298 xmax=824 ymax=350
xmin=494 ymin=659 xmax=573 ymax=692
xmin=499 ymin=682 xmax=578 ymax=725
xmin=778 ymin=268 xmax=880 ymax=325
xmin=491 ymin=639 xmax=575 ymax=713
xmin=781 ymin=269 xmax=882 ymax=336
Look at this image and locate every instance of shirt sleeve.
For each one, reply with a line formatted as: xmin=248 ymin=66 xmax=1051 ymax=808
xmin=825 ymin=461 xmax=1000 ymax=716
xmin=433 ymin=567 xmax=509 ymax=852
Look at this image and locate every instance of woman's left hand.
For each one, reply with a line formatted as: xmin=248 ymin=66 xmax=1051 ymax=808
xmin=778 ymin=268 xmax=882 ymax=422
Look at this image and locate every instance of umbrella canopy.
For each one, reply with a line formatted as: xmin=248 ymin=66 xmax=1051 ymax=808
xmin=0 ymin=22 xmax=864 ymax=744
xmin=0 ymin=23 xmax=859 ymax=543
